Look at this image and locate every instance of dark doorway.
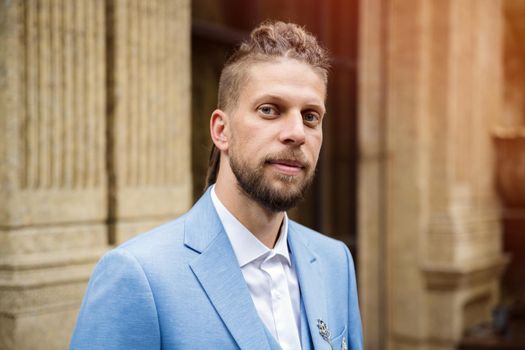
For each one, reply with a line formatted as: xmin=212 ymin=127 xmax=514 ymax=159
xmin=191 ymin=0 xmax=359 ymax=251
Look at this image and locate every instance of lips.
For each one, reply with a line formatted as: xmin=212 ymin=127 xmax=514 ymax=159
xmin=268 ymin=159 xmax=304 ymax=168
xmin=266 ymin=159 xmax=306 ymax=176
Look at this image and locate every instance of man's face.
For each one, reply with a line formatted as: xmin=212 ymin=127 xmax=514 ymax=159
xmin=226 ymin=58 xmax=326 ymax=212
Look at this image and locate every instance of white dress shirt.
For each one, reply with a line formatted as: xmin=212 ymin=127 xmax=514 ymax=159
xmin=211 ymin=186 xmax=302 ymax=350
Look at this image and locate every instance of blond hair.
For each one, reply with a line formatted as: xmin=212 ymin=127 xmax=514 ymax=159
xmin=205 ymin=21 xmax=330 ymax=188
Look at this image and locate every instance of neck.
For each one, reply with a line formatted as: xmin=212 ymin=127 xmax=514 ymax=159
xmin=214 ymin=172 xmax=284 ymax=249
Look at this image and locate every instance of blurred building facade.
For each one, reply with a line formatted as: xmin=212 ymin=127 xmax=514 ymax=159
xmin=360 ymin=1 xmax=508 ymax=349
xmin=0 ymin=1 xmax=192 ymax=349
xmin=0 ymin=0 xmax=523 ymax=349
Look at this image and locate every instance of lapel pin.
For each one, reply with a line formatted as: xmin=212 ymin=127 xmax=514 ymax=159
xmin=317 ymin=319 xmax=347 ymax=350
xmin=317 ymin=319 xmax=334 ymax=350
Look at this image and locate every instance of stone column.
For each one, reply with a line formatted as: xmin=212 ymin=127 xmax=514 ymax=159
xmin=420 ymin=1 xmax=506 ymax=347
xmin=108 ymin=0 xmax=192 ymax=244
xmin=358 ymin=0 xmax=388 ymax=348
xmin=0 ymin=0 xmax=192 ymax=349
xmin=0 ymin=1 xmax=107 ymax=349
xmin=359 ymin=0 xmax=507 ymax=349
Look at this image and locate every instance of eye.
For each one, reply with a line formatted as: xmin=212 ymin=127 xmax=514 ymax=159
xmin=257 ymin=104 xmax=279 ymax=116
xmin=303 ymin=111 xmax=321 ymax=126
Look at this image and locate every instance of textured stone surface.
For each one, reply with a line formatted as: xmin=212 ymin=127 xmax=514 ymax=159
xmin=0 ymin=0 xmax=191 ymax=349
xmin=0 ymin=306 xmax=80 ymax=350
xmin=0 ymin=256 xmax=102 ymax=350
xmin=359 ymin=0 xmax=506 ymax=348
xmin=0 ymin=224 xmax=107 ymax=255
xmin=108 ymin=0 xmax=192 ymax=243
xmin=357 ymin=0 xmax=388 ymax=348
xmin=0 ymin=0 xmax=107 ymax=227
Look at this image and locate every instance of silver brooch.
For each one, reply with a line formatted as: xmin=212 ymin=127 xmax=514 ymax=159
xmin=317 ymin=319 xmax=347 ymax=350
xmin=317 ymin=319 xmax=334 ymax=350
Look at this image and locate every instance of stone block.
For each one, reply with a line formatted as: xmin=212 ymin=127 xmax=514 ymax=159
xmin=0 ymin=0 xmax=107 ymax=227
xmin=0 ymin=248 xmax=104 ymax=350
xmin=0 ymin=306 xmax=81 ymax=350
xmin=108 ymin=0 xmax=192 ymax=231
xmin=359 ymin=0 xmax=506 ymax=348
xmin=0 ymin=1 xmax=109 ymax=349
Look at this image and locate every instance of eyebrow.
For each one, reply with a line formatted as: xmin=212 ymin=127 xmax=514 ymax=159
xmin=252 ymin=94 xmax=326 ymax=114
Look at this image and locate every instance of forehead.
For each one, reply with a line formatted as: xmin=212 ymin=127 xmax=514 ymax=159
xmin=239 ymin=58 xmax=327 ymax=107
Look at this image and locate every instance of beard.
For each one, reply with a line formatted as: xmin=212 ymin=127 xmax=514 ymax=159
xmin=229 ymin=148 xmax=316 ymax=212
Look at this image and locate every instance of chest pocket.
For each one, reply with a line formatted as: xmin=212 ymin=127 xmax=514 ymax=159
xmin=330 ymin=324 xmax=347 ymax=350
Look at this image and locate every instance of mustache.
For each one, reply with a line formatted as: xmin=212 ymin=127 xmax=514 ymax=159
xmin=263 ymin=150 xmax=310 ymax=169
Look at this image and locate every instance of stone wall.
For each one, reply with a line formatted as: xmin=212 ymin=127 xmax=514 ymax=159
xmin=0 ymin=1 xmax=191 ymax=349
xmin=359 ymin=0 xmax=507 ymax=349
xmin=107 ymin=0 xmax=191 ymax=244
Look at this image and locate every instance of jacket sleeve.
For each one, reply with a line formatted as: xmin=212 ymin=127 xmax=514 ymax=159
xmin=343 ymin=243 xmax=363 ymax=350
xmin=69 ymin=248 xmax=161 ymax=350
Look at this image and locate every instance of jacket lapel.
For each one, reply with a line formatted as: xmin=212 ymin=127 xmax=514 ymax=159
xmin=288 ymin=223 xmax=331 ymax=350
xmin=299 ymin=299 xmax=313 ymax=350
xmin=185 ymin=190 xmax=271 ymax=350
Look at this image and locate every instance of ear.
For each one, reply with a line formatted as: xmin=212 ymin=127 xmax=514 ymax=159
xmin=210 ymin=109 xmax=230 ymax=151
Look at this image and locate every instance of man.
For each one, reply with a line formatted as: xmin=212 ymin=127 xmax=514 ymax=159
xmin=70 ymin=21 xmax=362 ymax=350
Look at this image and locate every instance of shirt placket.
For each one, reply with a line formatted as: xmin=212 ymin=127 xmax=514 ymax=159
xmin=262 ymin=254 xmax=302 ymax=350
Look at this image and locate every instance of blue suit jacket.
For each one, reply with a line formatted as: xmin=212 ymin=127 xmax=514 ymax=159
xmin=70 ymin=189 xmax=362 ymax=349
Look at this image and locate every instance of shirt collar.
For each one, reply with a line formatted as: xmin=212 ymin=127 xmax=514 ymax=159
xmin=211 ymin=185 xmax=291 ymax=267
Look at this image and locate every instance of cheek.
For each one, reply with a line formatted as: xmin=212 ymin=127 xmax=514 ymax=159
xmin=242 ymin=128 xmax=272 ymax=149
xmin=309 ymin=133 xmax=323 ymax=157
xmin=230 ymin=130 xmax=263 ymax=160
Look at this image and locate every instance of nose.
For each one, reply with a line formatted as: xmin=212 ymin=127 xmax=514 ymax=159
xmin=279 ymin=112 xmax=306 ymax=146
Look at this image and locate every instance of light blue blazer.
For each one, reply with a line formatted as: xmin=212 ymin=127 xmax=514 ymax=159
xmin=70 ymin=189 xmax=362 ymax=349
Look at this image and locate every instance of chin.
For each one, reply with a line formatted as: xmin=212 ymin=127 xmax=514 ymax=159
xmin=268 ymin=174 xmax=301 ymax=187
xmin=270 ymin=179 xmax=306 ymax=197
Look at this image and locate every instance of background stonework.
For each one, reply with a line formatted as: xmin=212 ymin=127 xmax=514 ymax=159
xmin=0 ymin=0 xmax=191 ymax=349
xmin=359 ymin=0 xmax=508 ymax=349
xmin=107 ymin=0 xmax=191 ymax=244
